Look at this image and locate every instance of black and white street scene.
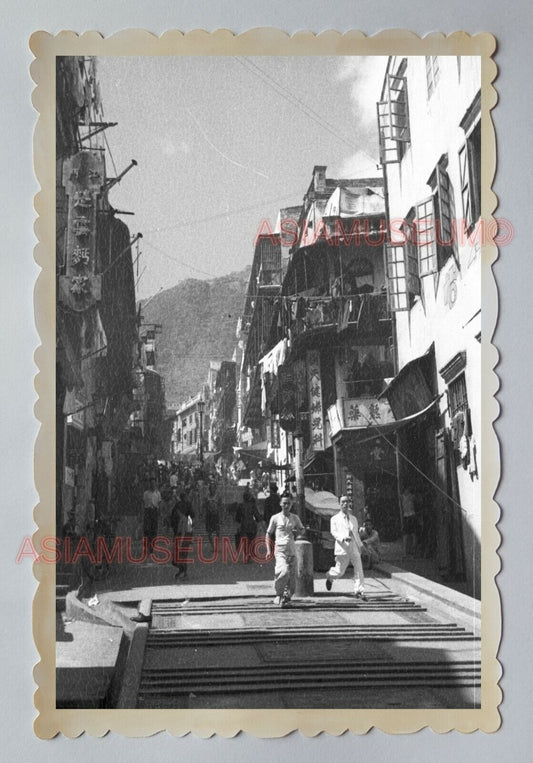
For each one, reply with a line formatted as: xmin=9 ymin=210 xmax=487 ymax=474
xmin=54 ymin=53 xmax=483 ymax=710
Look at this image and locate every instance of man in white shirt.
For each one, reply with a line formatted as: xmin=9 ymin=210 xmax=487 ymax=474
xmin=325 ymin=495 xmax=367 ymax=600
xmin=266 ymin=495 xmax=305 ymax=607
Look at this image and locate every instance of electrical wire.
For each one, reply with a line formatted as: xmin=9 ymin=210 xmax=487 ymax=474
xmin=356 ymin=404 xmax=469 ymax=515
xmin=234 ymin=56 xmax=380 ymax=168
xmin=141 ymin=189 xmax=303 ymax=236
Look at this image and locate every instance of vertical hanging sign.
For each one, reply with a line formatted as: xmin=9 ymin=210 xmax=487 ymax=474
xmin=307 ymin=350 xmax=325 ymax=451
xmin=59 ymin=150 xmax=104 ymax=311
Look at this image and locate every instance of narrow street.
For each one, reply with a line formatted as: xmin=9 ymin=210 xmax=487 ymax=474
xmin=57 ymin=517 xmax=480 ymax=710
xmin=53 ymin=52 xmax=486 ymax=718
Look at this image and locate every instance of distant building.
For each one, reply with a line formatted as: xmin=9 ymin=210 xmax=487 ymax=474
xmin=173 ymin=392 xmax=207 ymax=461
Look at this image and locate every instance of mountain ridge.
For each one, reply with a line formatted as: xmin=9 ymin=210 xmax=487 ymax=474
xmin=141 ymin=266 xmax=250 ymax=407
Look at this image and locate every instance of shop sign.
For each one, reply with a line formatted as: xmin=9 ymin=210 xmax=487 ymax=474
xmin=307 ymin=350 xmax=324 ymax=451
xmin=59 ymin=150 xmax=104 ymax=311
xmin=270 ymin=418 xmax=281 ymax=449
xmin=279 ymin=366 xmax=297 ymax=432
xmin=327 ymin=397 xmax=395 ymax=433
xmin=343 ymin=397 xmax=395 ymax=428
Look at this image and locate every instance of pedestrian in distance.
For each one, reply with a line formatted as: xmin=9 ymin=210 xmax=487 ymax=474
xmin=204 ymin=482 xmax=221 ymax=547
xmin=235 ymin=484 xmax=258 ymax=562
xmin=142 ymin=477 xmax=162 ymax=556
xmin=266 ymin=494 xmax=305 ymax=607
xmin=264 ymin=483 xmax=281 ymax=523
xmin=325 ymin=495 xmax=367 ymax=600
xmin=359 ymin=518 xmax=381 ymax=569
xmin=401 ymin=485 xmax=417 ymax=557
xmin=170 ymin=491 xmax=190 ymax=581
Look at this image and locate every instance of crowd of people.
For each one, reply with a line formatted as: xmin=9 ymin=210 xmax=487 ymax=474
xmin=133 ymin=456 xmax=388 ymax=609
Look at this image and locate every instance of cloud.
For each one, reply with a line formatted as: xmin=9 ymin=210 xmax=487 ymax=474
xmin=337 ymin=56 xmax=389 ymax=128
xmin=334 ymin=150 xmax=382 ymax=180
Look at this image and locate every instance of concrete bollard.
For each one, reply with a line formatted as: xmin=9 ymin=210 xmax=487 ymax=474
xmin=294 ymin=539 xmax=314 ymax=597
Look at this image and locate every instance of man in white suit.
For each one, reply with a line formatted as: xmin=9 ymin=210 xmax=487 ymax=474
xmin=325 ymin=495 xmax=367 ymax=600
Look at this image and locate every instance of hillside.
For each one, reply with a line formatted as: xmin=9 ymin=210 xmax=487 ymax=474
xmin=141 ymin=267 xmax=250 ymax=407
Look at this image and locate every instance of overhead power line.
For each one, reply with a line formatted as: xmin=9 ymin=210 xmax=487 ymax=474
xmin=142 ymin=189 xmax=303 ymax=236
xmin=234 ymin=56 xmax=380 ymax=168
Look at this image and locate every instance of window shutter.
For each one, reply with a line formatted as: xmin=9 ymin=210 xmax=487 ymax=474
xmin=385 ymin=244 xmax=409 ymax=311
xmin=377 ymin=101 xmax=399 ymax=164
xmin=401 ymin=217 xmax=420 ymax=296
xmin=387 ymin=74 xmax=410 ymax=142
xmin=406 ymin=239 xmax=420 ymax=295
xmin=416 ymin=196 xmax=438 ymax=275
xmin=436 ymin=164 xmax=454 ymax=246
xmin=458 ymin=142 xmax=471 ymax=229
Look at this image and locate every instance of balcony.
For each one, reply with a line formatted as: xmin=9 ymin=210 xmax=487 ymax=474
xmin=288 ymin=292 xmax=390 ymax=347
xmin=327 ymin=396 xmax=395 ymax=437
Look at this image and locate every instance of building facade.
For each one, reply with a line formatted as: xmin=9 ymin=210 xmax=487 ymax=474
xmin=378 ymin=55 xmax=482 ymax=595
xmin=56 ymin=56 xmax=139 ymax=539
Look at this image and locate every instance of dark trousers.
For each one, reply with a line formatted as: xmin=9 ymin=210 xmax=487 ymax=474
xmin=143 ymin=507 xmax=158 ymax=551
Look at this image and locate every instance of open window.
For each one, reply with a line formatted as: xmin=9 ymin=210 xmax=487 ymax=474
xmin=459 ymin=94 xmax=481 ymax=234
xmin=415 ymin=156 xmax=457 ymax=275
xmin=377 ymin=60 xmax=410 ymax=164
xmin=403 ymin=209 xmax=420 ymax=298
xmin=385 ymin=243 xmax=408 ymax=311
xmin=428 ymin=157 xmax=457 ymax=268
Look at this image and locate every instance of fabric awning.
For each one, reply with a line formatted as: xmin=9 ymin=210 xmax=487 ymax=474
xmin=379 ymin=346 xmax=435 ymax=420
xmin=304 ymin=488 xmax=340 ymax=518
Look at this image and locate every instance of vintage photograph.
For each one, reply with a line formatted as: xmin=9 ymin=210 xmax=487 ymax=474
xmin=31 ymin=30 xmax=499 ymax=734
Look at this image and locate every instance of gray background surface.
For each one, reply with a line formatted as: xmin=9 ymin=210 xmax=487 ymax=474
xmin=1 ymin=0 xmax=530 ymax=757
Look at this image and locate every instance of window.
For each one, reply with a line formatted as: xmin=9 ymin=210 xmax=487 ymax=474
xmin=448 ymin=373 xmax=468 ymax=418
xmin=428 ymin=158 xmax=457 ymax=268
xmin=385 ymin=243 xmax=408 ymax=311
xmin=415 ymin=156 xmax=457 ymax=274
xmin=403 ymin=210 xmax=420 ymax=297
xmin=425 ymin=56 xmax=440 ymax=99
xmin=415 ymin=196 xmax=438 ymax=276
xmin=459 ymin=119 xmax=481 ymax=233
xmin=377 ymin=60 xmax=410 ymax=164
xmin=439 ymin=352 xmax=468 ymax=417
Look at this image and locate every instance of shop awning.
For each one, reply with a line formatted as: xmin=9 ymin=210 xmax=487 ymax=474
xmin=304 ymin=488 xmax=340 ymax=518
xmin=379 ymin=346 xmax=435 ymax=420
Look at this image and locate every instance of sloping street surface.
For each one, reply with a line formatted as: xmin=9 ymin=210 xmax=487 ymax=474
xmin=57 ymin=526 xmax=480 ymax=710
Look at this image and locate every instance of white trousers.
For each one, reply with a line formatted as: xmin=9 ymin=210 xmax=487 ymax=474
xmin=274 ymin=547 xmax=296 ymax=598
xmin=327 ymin=544 xmax=365 ymax=593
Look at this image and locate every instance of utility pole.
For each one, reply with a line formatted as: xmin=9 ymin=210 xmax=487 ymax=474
xmin=197 ymin=399 xmax=205 ymax=464
xmin=293 ymin=426 xmax=305 ymax=520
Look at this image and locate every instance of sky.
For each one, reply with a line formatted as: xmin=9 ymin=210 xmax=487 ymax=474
xmin=97 ymin=56 xmax=388 ymax=299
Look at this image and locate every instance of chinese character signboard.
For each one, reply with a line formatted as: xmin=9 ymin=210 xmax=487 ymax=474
xmin=270 ymin=418 xmax=281 ymax=449
xmin=343 ymin=397 xmax=395 ymax=428
xmin=278 ymin=365 xmax=297 ymax=432
xmin=327 ymin=397 xmax=395 ymax=433
xmin=307 ymin=350 xmax=324 ymax=451
xmin=58 ymin=150 xmax=104 ymax=311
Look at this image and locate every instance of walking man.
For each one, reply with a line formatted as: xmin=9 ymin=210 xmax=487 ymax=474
xmin=266 ymin=494 xmax=305 ymax=607
xmin=325 ymin=495 xmax=367 ymax=600
xmin=142 ymin=477 xmax=161 ymax=555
